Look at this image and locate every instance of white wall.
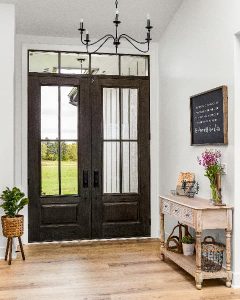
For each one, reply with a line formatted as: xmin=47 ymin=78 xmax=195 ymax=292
xmin=13 ymin=34 xmax=160 ymax=246
xmin=0 ymin=4 xmax=15 ymax=258
xmin=158 ymin=0 xmax=240 ymax=287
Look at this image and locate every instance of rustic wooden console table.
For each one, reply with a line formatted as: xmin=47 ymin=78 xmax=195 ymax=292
xmin=159 ymin=195 xmax=233 ymax=289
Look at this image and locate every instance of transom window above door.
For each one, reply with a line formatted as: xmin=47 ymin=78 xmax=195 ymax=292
xmin=29 ymin=51 xmax=149 ymax=76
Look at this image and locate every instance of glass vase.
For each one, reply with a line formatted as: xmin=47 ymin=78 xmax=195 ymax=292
xmin=210 ymin=173 xmax=222 ymax=205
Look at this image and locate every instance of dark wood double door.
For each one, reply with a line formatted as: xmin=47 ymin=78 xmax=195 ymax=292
xmin=28 ymin=74 xmax=150 ymax=242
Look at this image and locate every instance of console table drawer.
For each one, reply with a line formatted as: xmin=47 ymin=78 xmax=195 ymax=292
xmin=171 ymin=203 xmax=194 ymax=225
xmin=162 ymin=199 xmax=171 ymax=214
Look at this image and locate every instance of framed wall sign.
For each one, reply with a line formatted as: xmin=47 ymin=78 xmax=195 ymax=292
xmin=190 ymin=86 xmax=228 ymax=145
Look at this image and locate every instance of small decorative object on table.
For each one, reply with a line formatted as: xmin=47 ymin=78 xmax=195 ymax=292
xmin=176 ymin=172 xmax=195 ymax=196
xmin=181 ymin=180 xmax=199 ymax=198
xmin=198 ymin=149 xmax=224 ymax=206
xmin=170 ymin=190 xmax=176 ymax=196
xmin=201 ymin=236 xmax=225 ymax=272
xmin=0 ymin=187 xmax=29 ymax=265
xmin=182 ymin=235 xmax=195 ymax=256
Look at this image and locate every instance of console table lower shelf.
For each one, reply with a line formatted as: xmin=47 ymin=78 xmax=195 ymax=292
xmin=161 ymin=247 xmax=227 ymax=281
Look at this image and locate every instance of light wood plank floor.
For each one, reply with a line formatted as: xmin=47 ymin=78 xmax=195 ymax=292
xmin=1 ymin=239 xmax=240 ymax=300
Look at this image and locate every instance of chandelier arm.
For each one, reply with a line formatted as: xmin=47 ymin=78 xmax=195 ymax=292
xmin=120 ymin=36 xmax=150 ymax=53
xmin=118 ymin=33 xmax=149 ymax=45
xmin=80 ymin=32 xmax=88 ymax=46
xmin=89 ymin=36 xmax=115 ymax=54
xmin=86 ymin=34 xmax=115 ymax=47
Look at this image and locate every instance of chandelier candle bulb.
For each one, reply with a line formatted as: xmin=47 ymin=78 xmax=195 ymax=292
xmin=86 ymin=31 xmax=89 ymax=41
xmin=80 ymin=19 xmax=83 ymax=26
xmin=147 ymin=14 xmax=151 ymax=27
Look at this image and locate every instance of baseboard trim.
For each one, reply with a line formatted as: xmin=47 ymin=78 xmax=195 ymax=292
xmin=29 ymin=237 xmax=161 ymax=247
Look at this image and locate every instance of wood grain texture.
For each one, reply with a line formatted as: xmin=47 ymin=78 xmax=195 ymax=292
xmin=0 ymin=240 xmax=240 ymax=300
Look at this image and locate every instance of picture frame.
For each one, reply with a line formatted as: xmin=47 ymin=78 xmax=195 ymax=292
xmin=190 ymin=86 xmax=228 ymax=145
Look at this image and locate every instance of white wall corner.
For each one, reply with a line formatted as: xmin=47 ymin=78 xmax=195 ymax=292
xmin=232 ymin=272 xmax=240 ymax=288
xmin=232 ymin=33 xmax=240 ymax=288
xmin=0 ymin=3 xmax=16 ymax=259
xmin=149 ymin=42 xmax=160 ymax=237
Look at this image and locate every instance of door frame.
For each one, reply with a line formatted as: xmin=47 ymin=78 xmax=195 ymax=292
xmin=17 ymin=43 xmax=160 ymax=244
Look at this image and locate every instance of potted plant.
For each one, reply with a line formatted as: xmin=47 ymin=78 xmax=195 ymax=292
xmin=182 ymin=235 xmax=195 ymax=256
xmin=197 ymin=149 xmax=223 ymax=205
xmin=0 ymin=187 xmax=29 ymax=238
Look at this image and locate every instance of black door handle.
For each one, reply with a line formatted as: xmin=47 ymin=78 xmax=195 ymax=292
xmin=83 ymin=170 xmax=88 ymax=188
xmin=94 ymin=171 xmax=99 ymax=188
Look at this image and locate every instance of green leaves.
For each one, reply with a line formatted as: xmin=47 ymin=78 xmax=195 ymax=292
xmin=0 ymin=187 xmax=29 ymax=217
xmin=204 ymin=164 xmax=222 ymax=185
xmin=182 ymin=235 xmax=195 ymax=244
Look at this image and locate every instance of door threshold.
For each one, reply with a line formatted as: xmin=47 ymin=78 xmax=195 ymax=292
xmin=29 ymin=237 xmax=160 ymax=246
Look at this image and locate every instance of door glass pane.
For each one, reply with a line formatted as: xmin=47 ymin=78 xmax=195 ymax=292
xmin=122 ymin=142 xmax=138 ymax=193
xmin=61 ymin=86 xmax=78 ymax=139
xmin=121 ymin=89 xmax=138 ymax=140
xmin=103 ymin=142 xmax=120 ymax=193
xmin=103 ymin=88 xmax=120 ymax=140
xmin=121 ymin=55 xmax=148 ymax=76
xmin=61 ymin=142 xmax=78 ymax=195
xmin=41 ymin=86 xmax=58 ymax=140
xmin=29 ymin=51 xmax=58 ymax=73
xmin=60 ymin=53 xmax=89 ymax=74
xmin=41 ymin=141 xmax=59 ymax=195
xmin=91 ymin=54 xmax=119 ymax=75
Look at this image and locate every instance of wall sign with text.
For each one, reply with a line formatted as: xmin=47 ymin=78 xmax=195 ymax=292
xmin=190 ymin=86 xmax=228 ymax=145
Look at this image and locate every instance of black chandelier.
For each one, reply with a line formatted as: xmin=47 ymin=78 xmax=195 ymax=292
xmin=78 ymin=0 xmax=153 ymax=54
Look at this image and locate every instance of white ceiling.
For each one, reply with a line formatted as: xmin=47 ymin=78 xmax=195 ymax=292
xmin=0 ymin=0 xmax=183 ymax=41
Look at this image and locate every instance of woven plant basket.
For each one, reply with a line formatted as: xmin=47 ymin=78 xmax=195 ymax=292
xmin=1 ymin=215 xmax=24 ymax=238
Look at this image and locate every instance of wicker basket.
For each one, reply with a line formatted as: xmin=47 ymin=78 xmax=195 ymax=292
xmin=201 ymin=236 xmax=225 ymax=272
xmin=1 ymin=215 xmax=24 ymax=238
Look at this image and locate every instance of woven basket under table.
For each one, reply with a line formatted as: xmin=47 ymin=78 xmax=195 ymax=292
xmin=201 ymin=236 xmax=225 ymax=272
xmin=1 ymin=215 xmax=24 ymax=238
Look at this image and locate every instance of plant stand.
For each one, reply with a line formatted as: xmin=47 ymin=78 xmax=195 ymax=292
xmin=5 ymin=236 xmax=25 ymax=265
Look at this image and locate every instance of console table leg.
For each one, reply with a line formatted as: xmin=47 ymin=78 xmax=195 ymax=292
xmin=195 ymin=231 xmax=202 ymax=290
xmin=226 ymin=230 xmax=232 ymax=288
xmin=160 ymin=212 xmax=165 ymax=261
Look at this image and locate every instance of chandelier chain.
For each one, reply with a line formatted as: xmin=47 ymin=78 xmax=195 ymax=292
xmin=115 ymin=0 xmax=118 ymax=9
